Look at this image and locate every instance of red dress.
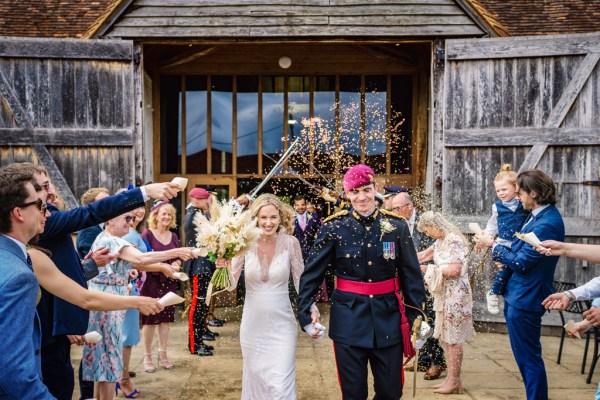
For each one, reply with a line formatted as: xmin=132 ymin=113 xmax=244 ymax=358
xmin=140 ymin=229 xmax=180 ymax=325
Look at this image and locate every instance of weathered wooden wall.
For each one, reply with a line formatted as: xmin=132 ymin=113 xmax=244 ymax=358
xmin=102 ymin=0 xmax=488 ymax=39
xmin=0 ymin=37 xmax=136 ymax=207
xmin=442 ymin=32 xmax=600 ymax=287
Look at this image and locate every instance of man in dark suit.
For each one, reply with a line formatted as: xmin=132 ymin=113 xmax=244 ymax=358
xmin=292 ymin=195 xmax=321 ymax=260
xmin=392 ymin=191 xmax=445 ymax=379
xmin=0 ymin=168 xmax=54 ymax=399
xmin=491 ymin=170 xmax=565 ymax=400
xmin=4 ymin=162 xmax=182 ymax=400
xmin=298 ymin=164 xmax=425 ymax=400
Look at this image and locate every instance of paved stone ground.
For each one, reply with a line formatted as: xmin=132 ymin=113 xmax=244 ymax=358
xmin=72 ymin=303 xmax=598 ymax=399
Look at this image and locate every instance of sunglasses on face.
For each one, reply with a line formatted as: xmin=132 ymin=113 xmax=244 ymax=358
xmin=17 ymin=198 xmax=48 ymax=214
xmin=392 ymin=203 xmax=411 ymax=212
xmin=124 ymin=216 xmax=134 ymax=223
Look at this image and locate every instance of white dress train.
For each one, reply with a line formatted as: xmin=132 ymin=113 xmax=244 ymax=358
xmin=230 ymin=233 xmax=304 ymax=400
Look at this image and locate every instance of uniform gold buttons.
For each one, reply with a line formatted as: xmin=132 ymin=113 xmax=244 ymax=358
xmin=368 ymin=261 xmax=373 ymax=266
xmin=367 ymin=243 xmax=372 ymax=248
xmin=369 ymin=295 xmax=373 ymax=298
xmin=346 ymin=254 xmax=350 ymax=258
xmin=368 ymin=279 xmax=373 ymax=282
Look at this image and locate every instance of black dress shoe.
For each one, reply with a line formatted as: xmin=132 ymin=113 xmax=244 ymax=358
xmin=202 ymin=332 xmax=217 ymax=341
xmin=194 ymin=345 xmax=213 ymax=356
xmin=208 ymin=319 xmax=223 ymax=327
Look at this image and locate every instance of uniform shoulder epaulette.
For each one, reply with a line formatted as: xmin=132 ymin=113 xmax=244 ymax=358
xmin=323 ymin=209 xmax=348 ymax=223
xmin=380 ymin=209 xmax=405 ymax=220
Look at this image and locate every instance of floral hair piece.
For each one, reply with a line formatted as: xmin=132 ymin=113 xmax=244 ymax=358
xmin=150 ymin=199 xmax=170 ymax=213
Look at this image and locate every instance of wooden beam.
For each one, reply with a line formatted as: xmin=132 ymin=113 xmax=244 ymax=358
xmin=517 ymin=53 xmax=600 ymax=172
xmin=0 ymin=69 xmax=33 ymax=129
xmin=159 ymin=46 xmax=216 ymax=70
xmin=445 ymin=127 xmax=600 ymax=147
xmin=447 ymin=32 xmax=600 ymax=60
xmin=32 ymin=145 xmax=79 ymax=209
xmin=545 ymin=53 xmax=600 ymax=128
xmin=0 ymin=128 xmax=133 ymax=146
xmin=454 ymin=215 xmax=600 ymax=237
xmin=0 ymin=37 xmax=133 ymax=60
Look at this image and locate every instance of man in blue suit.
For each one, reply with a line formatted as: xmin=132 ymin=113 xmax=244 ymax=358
xmin=4 ymin=162 xmax=182 ymax=400
xmin=0 ymin=168 xmax=55 ymax=399
xmin=491 ymin=169 xmax=565 ymax=400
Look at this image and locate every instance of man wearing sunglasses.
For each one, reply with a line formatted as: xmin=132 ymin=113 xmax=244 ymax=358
xmin=0 ymin=168 xmax=54 ymax=399
xmin=2 ymin=162 xmax=185 ymax=400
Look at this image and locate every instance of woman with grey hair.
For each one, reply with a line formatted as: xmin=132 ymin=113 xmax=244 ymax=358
xmin=417 ymin=211 xmax=475 ymax=395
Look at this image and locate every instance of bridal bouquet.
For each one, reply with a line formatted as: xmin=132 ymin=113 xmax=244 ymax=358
xmin=194 ymin=199 xmax=262 ymax=298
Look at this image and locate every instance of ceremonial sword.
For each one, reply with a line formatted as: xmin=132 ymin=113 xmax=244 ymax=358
xmin=247 ymin=137 xmax=300 ymax=201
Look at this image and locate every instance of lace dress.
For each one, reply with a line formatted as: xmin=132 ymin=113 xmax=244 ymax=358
xmin=424 ymin=233 xmax=475 ymax=345
xmin=229 ymin=233 xmax=304 ymax=400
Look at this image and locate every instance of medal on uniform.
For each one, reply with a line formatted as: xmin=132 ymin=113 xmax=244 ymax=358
xmin=383 ymin=242 xmax=396 ymax=260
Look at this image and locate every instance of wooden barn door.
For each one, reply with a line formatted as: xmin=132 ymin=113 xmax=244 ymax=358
xmin=0 ymin=37 xmax=138 ymax=208
xmin=441 ymin=32 xmax=600 ymax=287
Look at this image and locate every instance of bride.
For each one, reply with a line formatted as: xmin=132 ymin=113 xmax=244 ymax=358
xmin=217 ymin=194 xmax=318 ymax=399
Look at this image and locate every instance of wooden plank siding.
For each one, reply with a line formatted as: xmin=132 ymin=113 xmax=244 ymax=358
xmin=443 ymin=33 xmax=600 ymax=288
xmin=0 ymin=38 xmax=136 ymax=205
xmin=104 ymin=0 xmax=487 ymax=39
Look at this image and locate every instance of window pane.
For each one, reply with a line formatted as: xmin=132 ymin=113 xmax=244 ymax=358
xmin=262 ymin=76 xmax=285 ymax=173
xmin=288 ymin=76 xmax=311 ymax=174
xmin=313 ymin=75 xmax=336 ymax=174
xmin=211 ymin=76 xmax=233 ymax=174
xmin=338 ymin=75 xmax=362 ymax=169
xmin=391 ymin=75 xmax=413 ymax=174
xmin=365 ymin=75 xmax=387 ymax=174
xmin=186 ymin=76 xmax=207 ymax=174
xmin=160 ymin=75 xmax=181 ymax=174
xmin=236 ymin=76 xmax=259 ymax=174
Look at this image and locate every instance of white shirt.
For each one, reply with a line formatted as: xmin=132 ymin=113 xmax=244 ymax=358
xmin=521 ymin=204 xmax=550 ymax=229
xmin=571 ymin=277 xmax=600 ymax=300
xmin=407 ymin=209 xmax=417 ymax=236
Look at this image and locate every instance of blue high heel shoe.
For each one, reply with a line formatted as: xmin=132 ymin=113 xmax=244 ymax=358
xmin=115 ymin=378 xmax=140 ymax=398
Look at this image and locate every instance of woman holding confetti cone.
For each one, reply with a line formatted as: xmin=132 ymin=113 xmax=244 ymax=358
xmin=81 ymin=210 xmax=195 ymax=400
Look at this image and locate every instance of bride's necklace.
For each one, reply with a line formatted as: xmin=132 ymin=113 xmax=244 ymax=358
xmin=258 ymin=233 xmax=278 ymax=282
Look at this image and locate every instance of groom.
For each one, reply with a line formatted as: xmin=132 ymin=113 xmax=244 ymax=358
xmin=298 ymin=164 xmax=425 ymax=400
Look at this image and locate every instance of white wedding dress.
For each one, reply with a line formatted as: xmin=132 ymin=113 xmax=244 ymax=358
xmin=229 ymin=233 xmax=304 ymax=400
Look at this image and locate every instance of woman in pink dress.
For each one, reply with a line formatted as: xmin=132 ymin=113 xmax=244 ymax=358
xmin=140 ymin=200 xmax=181 ymax=372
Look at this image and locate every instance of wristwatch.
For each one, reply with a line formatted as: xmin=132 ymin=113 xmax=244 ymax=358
xmin=563 ymin=290 xmax=576 ymax=302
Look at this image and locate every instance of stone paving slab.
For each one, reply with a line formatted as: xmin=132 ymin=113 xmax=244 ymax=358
xmin=72 ymin=304 xmax=598 ymax=399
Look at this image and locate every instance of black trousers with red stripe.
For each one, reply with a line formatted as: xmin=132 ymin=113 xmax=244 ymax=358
xmin=333 ymin=341 xmax=404 ymax=400
xmin=188 ymin=271 xmax=211 ymax=353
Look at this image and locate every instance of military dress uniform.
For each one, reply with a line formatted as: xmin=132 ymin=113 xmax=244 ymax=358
xmin=297 ymin=207 xmax=426 ymax=400
xmin=183 ymin=205 xmax=215 ymax=356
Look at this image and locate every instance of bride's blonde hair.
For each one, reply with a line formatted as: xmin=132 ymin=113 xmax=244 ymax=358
xmin=249 ymin=194 xmax=295 ymax=234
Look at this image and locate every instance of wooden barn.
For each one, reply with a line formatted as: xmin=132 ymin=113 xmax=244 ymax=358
xmin=1 ymin=0 xmax=600 ymax=299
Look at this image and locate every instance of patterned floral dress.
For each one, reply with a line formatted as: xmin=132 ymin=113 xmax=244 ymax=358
xmin=424 ymin=232 xmax=475 ymax=345
xmin=81 ymin=231 xmax=133 ymax=382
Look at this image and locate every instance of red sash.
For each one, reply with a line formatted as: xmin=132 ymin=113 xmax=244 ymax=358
xmin=336 ymin=277 xmax=415 ymax=358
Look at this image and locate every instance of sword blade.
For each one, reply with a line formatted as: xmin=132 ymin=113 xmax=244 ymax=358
xmin=248 ymin=137 xmax=301 ymax=200
xmin=297 ymin=152 xmax=341 ymax=195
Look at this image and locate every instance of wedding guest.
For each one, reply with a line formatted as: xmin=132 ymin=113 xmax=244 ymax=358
xmin=140 ymin=201 xmax=182 ymax=372
xmin=184 ymin=188 xmax=216 ymax=357
xmin=0 ymin=169 xmax=54 ymax=399
xmin=473 ymin=164 xmax=529 ymax=315
xmin=298 ymin=164 xmax=425 ymax=399
xmin=3 ymin=162 xmax=181 ymax=400
xmin=220 ymin=193 xmax=316 ymax=399
xmin=490 ymin=169 xmax=564 ymax=400
xmin=417 ymin=211 xmax=475 ymax=394
xmin=81 ymin=211 xmax=194 ymax=400
xmin=76 ymin=187 xmax=110 ymax=259
xmin=382 ymin=185 xmax=407 ymax=211
xmin=393 ymin=193 xmax=445 ymax=380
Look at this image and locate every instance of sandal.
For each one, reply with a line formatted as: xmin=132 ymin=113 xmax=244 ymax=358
xmin=158 ymin=349 xmax=174 ymax=370
xmin=116 ymin=378 xmax=140 ymax=398
xmin=144 ymin=352 xmax=156 ymax=373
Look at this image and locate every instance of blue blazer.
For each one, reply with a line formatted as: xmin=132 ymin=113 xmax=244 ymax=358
xmin=0 ymin=235 xmax=54 ymax=399
xmin=492 ymin=205 xmax=565 ymax=313
xmin=76 ymin=224 xmax=102 ymax=260
xmin=37 ymin=188 xmax=145 ymax=345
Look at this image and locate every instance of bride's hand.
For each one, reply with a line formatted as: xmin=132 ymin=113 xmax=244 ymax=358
xmin=215 ymin=258 xmax=230 ymax=269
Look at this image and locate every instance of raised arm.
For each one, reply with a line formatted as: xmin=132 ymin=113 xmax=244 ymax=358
xmin=119 ymin=244 xmax=195 ymax=265
xmin=30 ymin=248 xmax=163 ymax=315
